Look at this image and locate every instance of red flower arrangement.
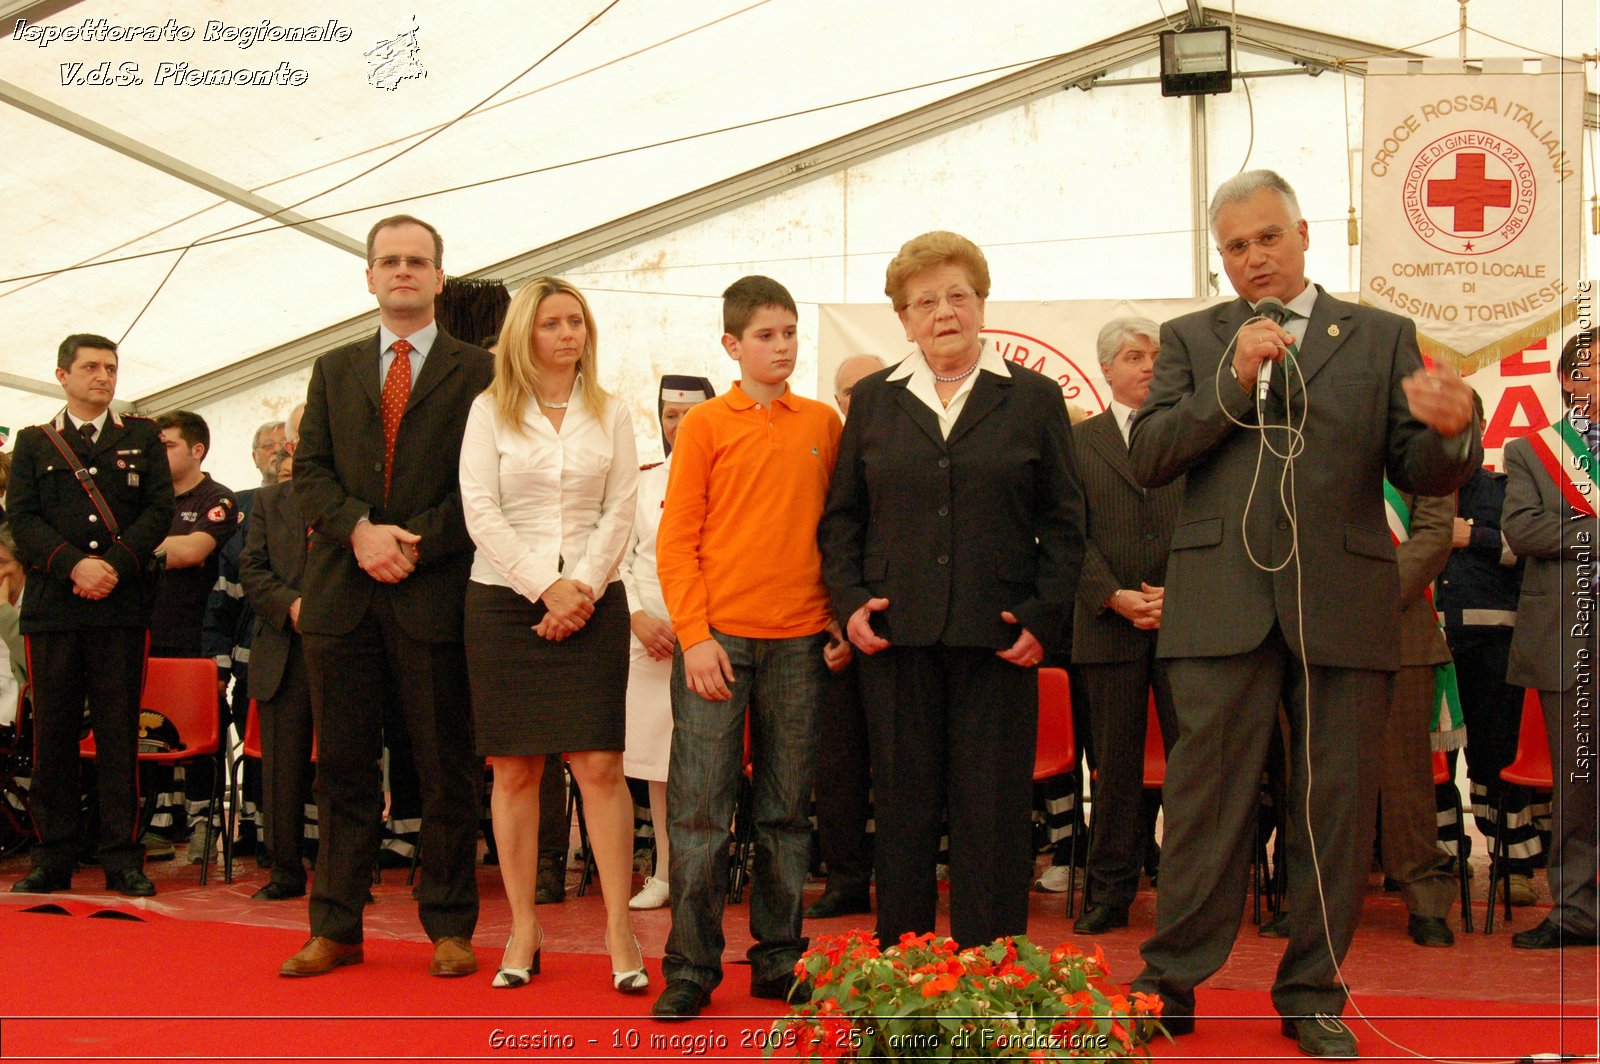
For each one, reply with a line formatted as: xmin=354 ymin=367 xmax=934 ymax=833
xmin=764 ymin=931 xmax=1166 ymax=1060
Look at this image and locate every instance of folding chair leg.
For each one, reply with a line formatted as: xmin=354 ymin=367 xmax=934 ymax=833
xmin=1484 ymin=787 xmax=1512 ymax=934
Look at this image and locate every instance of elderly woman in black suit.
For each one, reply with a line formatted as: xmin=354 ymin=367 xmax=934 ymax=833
xmin=819 ymin=230 xmax=1084 ymax=948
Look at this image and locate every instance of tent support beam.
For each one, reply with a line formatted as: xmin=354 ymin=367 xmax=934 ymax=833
xmin=1189 ymin=94 xmax=1211 ymax=299
xmin=0 ymin=79 xmax=366 ymax=258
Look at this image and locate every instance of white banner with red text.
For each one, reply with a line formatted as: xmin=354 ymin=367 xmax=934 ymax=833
xmin=820 ymin=288 xmax=1590 ymax=472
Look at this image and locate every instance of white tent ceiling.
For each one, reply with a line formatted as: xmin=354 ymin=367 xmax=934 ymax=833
xmin=2 ymin=0 xmax=1596 ymax=481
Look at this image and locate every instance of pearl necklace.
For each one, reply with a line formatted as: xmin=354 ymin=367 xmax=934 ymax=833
xmin=930 ymin=360 xmax=979 ymax=384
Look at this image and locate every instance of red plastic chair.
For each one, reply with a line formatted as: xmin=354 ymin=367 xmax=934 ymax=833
xmin=728 ymin=715 xmax=756 ymax=904
xmin=1140 ymin=693 xmax=1166 ymax=790
xmin=1433 ymin=749 xmax=1474 ymax=933
xmin=225 ymin=700 xmax=263 ymax=884
xmin=1034 ymin=667 xmax=1084 ymax=916
xmin=1485 ymin=689 xmax=1552 ymax=933
xmin=82 ymin=657 xmax=227 ymax=884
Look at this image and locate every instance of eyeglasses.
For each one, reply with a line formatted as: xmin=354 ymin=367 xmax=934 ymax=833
xmin=905 ymin=288 xmax=977 ymax=316
xmin=371 ymin=255 xmax=436 ymax=271
xmin=1218 ymin=227 xmax=1286 ymax=260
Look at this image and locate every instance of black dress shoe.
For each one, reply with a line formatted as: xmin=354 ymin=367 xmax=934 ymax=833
xmin=651 ymin=979 xmax=710 ymax=1020
xmin=1132 ymin=995 xmax=1193 ymax=1038
xmin=105 ymin=868 xmax=157 ymax=897
xmin=1072 ymin=903 xmax=1129 ymax=935
xmin=1280 ymin=1013 xmax=1357 ymax=1057
xmin=751 ymin=974 xmax=812 ymax=1002
xmin=1406 ymin=914 xmax=1454 ymax=947
xmin=805 ymin=888 xmax=871 ymax=919
xmin=1512 ymin=917 xmax=1600 ymax=949
xmin=1258 ymin=911 xmax=1291 ymax=938
xmin=11 ymin=867 xmax=72 ymax=894
xmin=252 ymin=881 xmax=306 ymax=901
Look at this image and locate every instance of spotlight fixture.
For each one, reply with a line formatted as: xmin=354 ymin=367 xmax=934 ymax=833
xmin=1159 ymin=27 xmax=1233 ymax=97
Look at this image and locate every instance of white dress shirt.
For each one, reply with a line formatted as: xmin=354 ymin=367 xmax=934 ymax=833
xmin=887 ymin=338 xmax=1011 ymax=439
xmin=1107 ymin=398 xmax=1138 ymax=446
xmin=378 ymin=321 xmax=437 ymax=388
xmin=460 ymin=385 xmax=639 ymax=603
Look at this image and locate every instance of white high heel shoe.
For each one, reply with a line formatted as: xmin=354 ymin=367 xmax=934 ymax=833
xmin=492 ymin=928 xmax=542 ymax=989
xmin=609 ymin=934 xmax=649 ymax=993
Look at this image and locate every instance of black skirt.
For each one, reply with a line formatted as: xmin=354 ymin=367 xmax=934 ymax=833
xmin=465 ymin=579 xmax=629 ymax=757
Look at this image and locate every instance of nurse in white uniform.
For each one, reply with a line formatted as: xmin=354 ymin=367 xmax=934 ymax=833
xmin=621 ymin=375 xmax=716 ymax=910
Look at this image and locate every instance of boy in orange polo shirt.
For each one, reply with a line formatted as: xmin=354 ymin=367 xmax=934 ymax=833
xmin=652 ymin=275 xmax=850 ymax=1018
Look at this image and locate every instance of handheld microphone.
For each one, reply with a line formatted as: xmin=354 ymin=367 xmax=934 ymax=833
xmin=1252 ymin=296 xmax=1290 ymax=403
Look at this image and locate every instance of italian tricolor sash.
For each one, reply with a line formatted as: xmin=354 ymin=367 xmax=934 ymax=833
xmin=1383 ymin=482 xmax=1465 ymax=751
xmin=1523 ymin=420 xmax=1597 ymax=518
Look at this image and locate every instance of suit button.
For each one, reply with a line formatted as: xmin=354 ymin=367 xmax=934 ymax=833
xmin=89 ymin=541 xmax=100 ymax=549
xmin=937 ymin=457 xmax=950 ymax=468
xmin=1145 ymin=533 xmax=1154 ymax=540
xmin=374 ymin=462 xmax=383 ymax=472
xmin=89 ymin=467 xmax=97 ymax=475
xmin=937 ymin=554 xmax=949 ymax=565
xmin=938 ymin=506 xmax=949 ymax=517
xmin=1277 ymin=518 xmax=1290 ymax=530
xmin=88 ymin=514 xmax=98 ymax=523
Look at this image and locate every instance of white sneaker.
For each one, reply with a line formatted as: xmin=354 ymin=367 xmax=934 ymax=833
xmin=1033 ymin=865 xmax=1076 ymax=893
xmin=186 ymin=829 xmax=210 ymax=866
xmin=629 ymin=875 xmax=670 ymax=910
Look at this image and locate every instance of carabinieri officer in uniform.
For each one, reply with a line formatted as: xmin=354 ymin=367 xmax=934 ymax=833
xmin=6 ymin=333 xmax=174 ymax=897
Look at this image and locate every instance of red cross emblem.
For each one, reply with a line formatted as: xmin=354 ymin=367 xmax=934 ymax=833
xmin=1402 ymin=130 xmax=1533 ymax=256
xmin=1425 ymin=153 xmax=1512 ymax=232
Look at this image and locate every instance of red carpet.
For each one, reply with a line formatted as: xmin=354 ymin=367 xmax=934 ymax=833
xmin=3 ymin=904 xmax=1595 ymax=1062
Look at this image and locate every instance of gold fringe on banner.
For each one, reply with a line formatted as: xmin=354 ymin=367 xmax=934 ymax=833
xmin=1359 ymin=302 xmax=1579 ymax=376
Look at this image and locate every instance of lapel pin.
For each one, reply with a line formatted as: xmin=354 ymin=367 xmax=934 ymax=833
xmin=1327 ymin=323 xmax=1340 ymax=337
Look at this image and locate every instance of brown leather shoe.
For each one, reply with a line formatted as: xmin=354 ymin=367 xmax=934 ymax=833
xmin=279 ymin=936 xmax=363 ymax=977
xmin=429 ymin=935 xmax=478 ymax=976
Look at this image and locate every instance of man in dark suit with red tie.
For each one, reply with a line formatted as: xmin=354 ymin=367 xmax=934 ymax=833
xmin=6 ymin=335 xmax=173 ymax=898
xmin=1069 ymin=318 xmax=1181 ymax=935
xmin=279 ymin=215 xmax=494 ymax=977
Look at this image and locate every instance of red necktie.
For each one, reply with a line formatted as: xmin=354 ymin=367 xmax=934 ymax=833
xmin=381 ymin=338 xmax=413 ymax=496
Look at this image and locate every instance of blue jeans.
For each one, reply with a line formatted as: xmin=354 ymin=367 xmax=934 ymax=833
xmin=663 ymin=628 xmax=826 ymax=991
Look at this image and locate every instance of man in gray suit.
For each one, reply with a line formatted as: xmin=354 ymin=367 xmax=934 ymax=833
xmin=1069 ymin=317 xmax=1181 ymax=934
xmin=1127 ymin=170 xmax=1479 ymax=1057
xmin=1503 ymin=327 xmax=1598 ymax=950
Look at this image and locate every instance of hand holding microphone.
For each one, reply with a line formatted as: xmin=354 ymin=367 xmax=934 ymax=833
xmin=1233 ymin=296 xmax=1296 ymax=401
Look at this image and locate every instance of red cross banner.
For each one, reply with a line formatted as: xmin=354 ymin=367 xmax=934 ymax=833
xmin=1361 ymin=58 xmax=1586 ymax=374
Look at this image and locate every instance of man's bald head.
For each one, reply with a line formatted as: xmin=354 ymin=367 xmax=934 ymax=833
xmin=834 ymin=355 xmax=887 ymax=418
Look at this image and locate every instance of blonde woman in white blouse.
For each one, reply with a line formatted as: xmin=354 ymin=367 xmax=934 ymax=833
xmin=460 ymin=277 xmax=645 ymax=993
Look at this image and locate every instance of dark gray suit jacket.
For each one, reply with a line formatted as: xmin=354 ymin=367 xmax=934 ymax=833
xmin=1503 ymin=430 xmax=1598 ymax=692
xmin=1070 ymin=410 xmax=1182 ymax=665
xmin=293 ymin=328 xmax=494 ymax=643
xmin=1128 ymin=289 xmax=1481 ymax=670
xmin=819 ymin=362 xmax=1084 ymax=654
xmin=239 ymin=481 xmax=305 ymax=702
